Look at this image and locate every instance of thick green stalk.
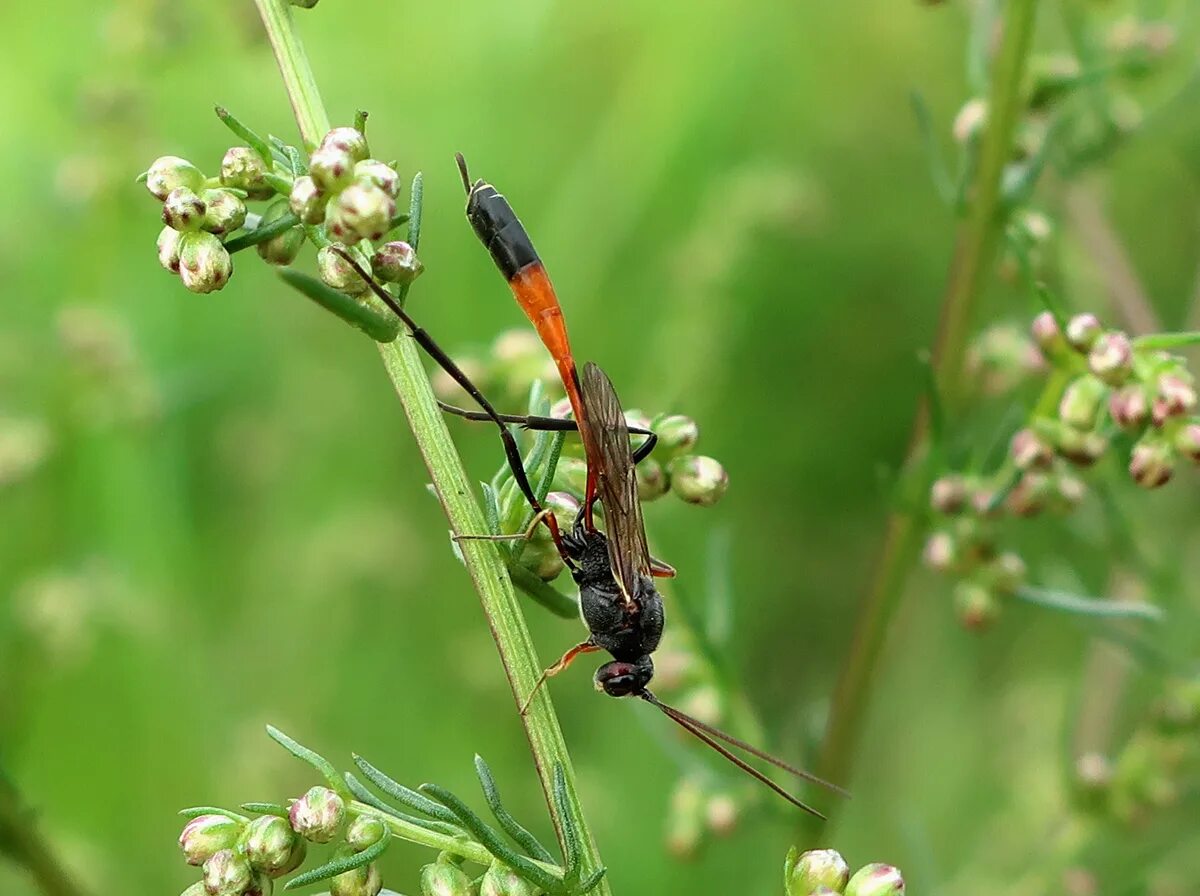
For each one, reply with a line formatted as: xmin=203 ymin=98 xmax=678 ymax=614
xmin=253 ymin=2 xmax=609 ymax=891
xmin=809 ymin=0 xmax=1041 ymax=830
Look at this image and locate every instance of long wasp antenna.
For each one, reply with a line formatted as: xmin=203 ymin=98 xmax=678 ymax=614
xmin=637 ymin=690 xmax=847 ymax=817
xmin=454 ymin=152 xmax=473 ymax=195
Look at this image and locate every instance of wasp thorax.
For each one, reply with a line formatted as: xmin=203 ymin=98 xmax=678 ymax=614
xmin=594 ymin=656 xmax=654 ymax=697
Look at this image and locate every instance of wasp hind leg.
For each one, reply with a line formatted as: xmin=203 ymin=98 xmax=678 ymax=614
xmin=519 ymin=640 xmax=599 ymax=715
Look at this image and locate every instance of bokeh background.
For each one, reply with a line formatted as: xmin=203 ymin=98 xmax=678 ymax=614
xmin=1 ymin=1 xmax=1198 ymax=894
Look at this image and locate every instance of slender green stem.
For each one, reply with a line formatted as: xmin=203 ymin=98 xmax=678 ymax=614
xmin=808 ymin=0 xmax=1041 ymax=833
xmin=254 ymin=2 xmax=609 ymax=891
xmin=1014 ymin=585 xmax=1163 ymax=621
xmin=0 ymin=770 xmax=89 ymax=896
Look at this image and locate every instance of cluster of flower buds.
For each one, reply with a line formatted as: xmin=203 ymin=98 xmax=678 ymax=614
xmin=785 ymin=848 xmax=905 ymax=896
xmin=1073 ymin=676 xmax=1200 ymax=827
xmin=1033 ymin=311 xmax=1200 ymax=489
xmin=177 ymin=786 xmax=387 ymax=896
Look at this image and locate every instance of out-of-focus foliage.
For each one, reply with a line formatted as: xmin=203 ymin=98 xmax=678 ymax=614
xmin=0 ymin=1 xmax=1197 ymax=894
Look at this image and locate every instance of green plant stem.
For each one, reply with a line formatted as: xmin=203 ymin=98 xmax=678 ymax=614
xmin=808 ymin=0 xmax=1040 ymax=834
xmin=0 ymin=771 xmax=89 ymax=896
xmin=253 ymin=3 xmax=609 ymax=891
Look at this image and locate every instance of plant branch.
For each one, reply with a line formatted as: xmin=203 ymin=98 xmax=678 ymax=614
xmin=254 ymin=2 xmax=609 ymax=891
xmin=0 ymin=769 xmax=89 ymax=896
xmin=808 ymin=0 xmax=1041 ymax=833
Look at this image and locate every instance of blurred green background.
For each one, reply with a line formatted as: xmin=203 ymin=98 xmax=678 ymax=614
xmin=1 ymin=1 xmax=1198 ymax=894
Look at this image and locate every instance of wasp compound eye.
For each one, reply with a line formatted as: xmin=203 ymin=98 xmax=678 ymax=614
xmin=594 ymin=657 xmax=653 ymax=697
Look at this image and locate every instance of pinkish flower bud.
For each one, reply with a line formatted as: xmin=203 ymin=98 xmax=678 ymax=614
xmin=1059 ymin=375 xmax=1108 ymax=430
xmin=240 ymin=814 xmax=305 ymax=877
xmin=179 ymin=815 xmax=241 ymax=866
xmin=201 ymin=188 xmax=247 ymax=236
xmin=372 ymin=240 xmax=424 ymax=285
xmin=479 ymin=862 xmax=535 ymax=896
xmin=1109 ymin=385 xmax=1149 ymax=431
xmin=552 ymin=455 xmax=588 ymax=496
xmin=1030 ymin=311 xmax=1064 ymax=356
xmin=1152 ymin=373 xmax=1197 ymax=424
xmin=162 ymin=187 xmax=206 ymax=232
xmin=289 ymin=175 xmax=326 ymax=225
xmin=705 ymin=792 xmax=738 ymax=835
xmin=220 ymin=146 xmax=271 ymax=199
xmin=845 ymin=863 xmax=906 ymax=896
xmin=178 ymin=232 xmax=233 ymax=294
xmin=145 ymin=155 xmax=205 ymax=200
xmin=1054 ymin=472 xmax=1087 ymax=509
xmin=1006 ymin=471 xmax=1050 ymax=517
xmin=988 ymin=551 xmax=1026 ymax=595
xmin=320 ymin=127 xmax=369 ymax=163
xmin=1010 ymin=428 xmax=1053 ymax=470
xmin=922 ymin=531 xmax=957 ymax=573
xmin=635 ymin=457 xmax=670 ymax=501
xmin=256 ymin=198 xmax=306 ymax=266
xmin=929 ymin=475 xmax=968 ymax=514
xmin=1056 ymin=427 xmax=1108 ymax=467
xmin=655 ymin=414 xmax=700 ymax=457
xmin=353 ymin=159 xmax=401 ymax=198
xmin=421 ymin=858 xmax=475 ymax=896
xmin=1128 ymin=437 xmax=1174 ymax=488
xmin=668 ymin=455 xmax=728 ymax=506
xmin=289 ymin=786 xmax=345 ymax=843
xmin=1174 ymin=422 xmax=1200 ymax=463
xmin=327 ymin=182 xmax=396 ymax=243
xmin=330 ymin=863 xmax=382 ymax=896
xmin=308 ymin=146 xmax=355 ymax=192
xmin=317 ymin=245 xmax=369 ymax=296
xmin=346 ymin=815 xmax=386 ymax=852
xmin=786 ymin=849 xmax=850 ymax=896
xmin=1065 ymin=313 xmax=1102 ymax=351
xmin=952 ymin=98 xmax=987 ymax=143
xmin=1087 ymin=331 xmax=1133 ymax=385
xmin=157 ymin=226 xmax=184 ymax=273
xmin=954 ymin=582 xmax=1000 ymax=631
xmin=203 ymin=848 xmax=252 ymax=896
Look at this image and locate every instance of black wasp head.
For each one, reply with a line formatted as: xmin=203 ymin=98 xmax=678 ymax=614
xmin=594 ymin=656 xmax=654 ymax=698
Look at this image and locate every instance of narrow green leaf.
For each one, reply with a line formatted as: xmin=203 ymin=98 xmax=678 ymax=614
xmin=240 ymin=802 xmax=289 ymax=818
xmin=910 ymin=91 xmax=954 ymax=204
xmin=179 ymin=806 xmax=249 ymax=822
xmin=284 ymin=828 xmax=390 ymax=890
xmin=278 ymin=268 xmax=400 ymax=343
xmin=265 ymin=725 xmax=343 ymax=792
xmin=344 ymin=773 xmax=465 ymax=837
xmin=268 ymin=135 xmax=296 ymax=166
xmin=508 ymin=564 xmax=578 ymax=619
xmin=1134 ymin=332 xmax=1200 ymax=351
xmin=481 ymin=482 xmax=503 ymax=538
xmin=134 ymin=171 xmax=149 ymax=184
xmin=578 ymin=866 xmax=608 ymax=894
xmin=395 ymin=172 xmax=424 ymax=307
xmin=552 ymin=765 xmax=580 ymax=886
xmin=224 ymin=212 xmax=301 ymax=254
xmin=474 ymin=756 xmax=556 ymax=864
xmin=420 ymin=783 xmax=565 ymax=895
xmin=215 ymin=106 xmax=274 ymax=165
xmin=352 ymin=756 xmax=459 ymax=824
xmin=354 ymin=109 xmax=369 ymax=135
xmin=1008 ymin=231 xmax=1068 ymax=329
xmin=1013 ymin=585 xmax=1163 ymax=621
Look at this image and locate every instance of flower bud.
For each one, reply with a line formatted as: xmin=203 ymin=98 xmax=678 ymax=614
xmin=256 ymin=198 xmax=305 ymax=266
xmin=346 ymin=814 xmax=386 ymax=852
xmin=162 ymin=187 xmax=207 ymax=232
xmin=220 ymin=147 xmax=272 ymax=199
xmin=705 ymin=792 xmax=738 ymax=836
xmin=479 ymin=862 xmax=535 ymax=896
xmin=552 ymin=456 xmax=588 ymax=496
xmin=203 ymin=848 xmax=252 ymax=896
xmin=517 ymin=535 xmax=565 ymax=582
xmin=1128 ymin=437 xmax=1173 ymax=489
xmin=1065 ymin=313 xmax=1102 ymax=351
xmin=317 ymin=245 xmax=369 ymax=297
xmin=244 ymin=873 xmax=273 ymax=896
xmin=1074 ymin=751 xmax=1113 ymax=811
xmin=1030 ymin=311 xmax=1065 ymax=357
xmin=288 ymin=786 xmax=345 ymax=843
xmin=240 ymin=815 xmax=305 ymax=877
xmin=330 ymin=863 xmax=382 ymax=896
xmin=985 ymin=551 xmax=1026 ymax=596
xmin=1174 ymin=422 xmax=1200 ymax=464
xmin=1010 ymin=428 xmax=1052 ymax=470
xmin=929 ymin=474 xmax=968 ymax=514
xmin=786 ymin=849 xmax=850 ymax=896
xmin=921 ymin=531 xmax=957 ymax=573
xmin=845 ymin=863 xmax=905 ymax=896
xmin=158 ymin=226 xmax=184 ymax=273
xmin=952 ymin=98 xmax=987 ymax=143
xmin=179 ymin=815 xmax=241 ymax=866
xmin=545 ymin=490 xmax=581 ymax=533
xmin=1053 ymin=472 xmax=1087 ymax=510
xmin=179 ymin=232 xmax=232 ymax=294
xmin=1109 ymin=385 xmax=1149 ymax=431
xmin=635 ymin=457 xmax=669 ymax=501
xmin=145 ymin=155 xmax=205 ymax=200
xmin=321 ymin=127 xmax=369 ymax=164
xmin=1006 ymin=471 xmax=1051 ymax=517
xmin=1087 ymin=331 xmax=1133 ymax=385
xmin=1152 ymin=373 xmax=1197 ymax=424
xmin=420 ymin=859 xmax=474 ymax=896
xmin=328 ymin=182 xmax=396 ymax=243
xmin=654 ymin=415 xmax=699 ymax=457
xmin=202 ymin=189 xmax=247 ymax=236
xmin=668 ymin=455 xmax=728 ymax=506
xmin=289 ymin=176 xmax=326 ymax=225
xmin=372 ymin=241 xmax=424 ymax=284
xmin=309 ymin=146 xmax=355 ymax=192
xmin=1048 ymin=422 xmax=1107 ymax=467
xmin=665 ymin=777 xmax=705 ymax=859
xmin=354 ymin=159 xmax=401 ymax=198
xmin=1059 ymin=375 xmax=1107 ymax=430
xmin=954 ymin=581 xmax=1000 ymax=631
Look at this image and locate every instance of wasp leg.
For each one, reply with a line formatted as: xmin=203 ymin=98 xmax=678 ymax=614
xmin=519 ymin=640 xmax=598 ymax=715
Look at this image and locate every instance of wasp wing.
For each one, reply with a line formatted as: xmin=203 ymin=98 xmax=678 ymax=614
xmin=579 ymin=362 xmax=651 ymax=606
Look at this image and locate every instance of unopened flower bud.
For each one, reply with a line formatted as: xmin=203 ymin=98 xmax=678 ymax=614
xmin=346 ymin=815 xmax=386 ymax=852
xmin=1074 ymin=751 xmax=1113 ymax=808
xmin=1153 ymin=373 xmax=1197 ymax=424
xmin=354 ymin=159 xmax=401 ymax=198
xmin=1109 ymin=385 xmax=1149 ymax=431
xmin=1010 ymin=428 xmax=1052 ymax=470
xmin=1006 ymin=471 xmax=1051 ymax=517
xmin=954 ymin=582 xmax=1000 ymax=631
xmin=289 ymin=176 xmax=326 ymax=225
xmin=309 ymin=146 xmax=355 ymax=192
xmin=157 ymin=226 xmax=184 ymax=273
xmin=321 ymin=127 xmax=369 ymax=164
xmin=202 ymin=189 xmax=247 ymax=235
xmin=179 ymin=815 xmax=241 ymax=866
xmin=1065 ymin=313 xmax=1102 ymax=351
xmin=1044 ymin=420 xmax=1107 ymax=466
xmin=1174 ymin=423 xmax=1200 ymax=464
xmin=328 ymin=182 xmax=396 ymax=243
xmin=952 ymin=98 xmax=987 ymax=143
xmin=179 ymin=232 xmax=232 ymax=294
xmin=654 ymin=415 xmax=699 ymax=457
xmin=220 ymin=147 xmax=271 ymax=199
xmin=420 ymin=858 xmax=474 ymax=896
xmin=1088 ymin=331 xmax=1133 ymax=385
xmin=372 ymin=241 xmax=423 ymax=284
xmin=203 ymin=848 xmax=252 ymax=896
xmin=552 ymin=455 xmax=588 ymax=496
xmin=145 ymin=155 xmax=205 ymax=200
xmin=544 ymin=490 xmax=581 ymax=533
xmin=786 ymin=849 xmax=850 ymax=896
xmin=845 ymin=863 xmax=906 ymax=896
xmin=330 ymin=863 xmax=382 ymax=896
xmin=1030 ymin=311 xmax=1065 ymax=357
xmin=479 ymin=862 xmax=535 ymax=896
xmin=922 ymin=531 xmax=957 ymax=573
xmin=289 ymin=786 xmax=345 ymax=843
xmin=636 ymin=457 xmax=669 ymax=501
xmin=255 ymin=199 xmax=305 ymax=266
xmin=240 ymin=815 xmax=305 ymax=877
xmin=1129 ymin=437 xmax=1174 ymax=488
xmin=1054 ymin=472 xmax=1087 ymax=509
xmin=705 ymin=792 xmax=738 ymax=835
xmin=163 ymin=187 xmax=207 ymax=232
xmin=987 ymin=551 xmax=1026 ymax=595
xmin=517 ymin=535 xmax=565 ymax=582
xmin=929 ymin=475 xmax=968 ymax=514
xmin=317 ymin=245 xmax=369 ymax=296
xmin=668 ymin=455 xmax=728 ymax=506
xmin=1059 ymin=375 xmax=1108 ymax=430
